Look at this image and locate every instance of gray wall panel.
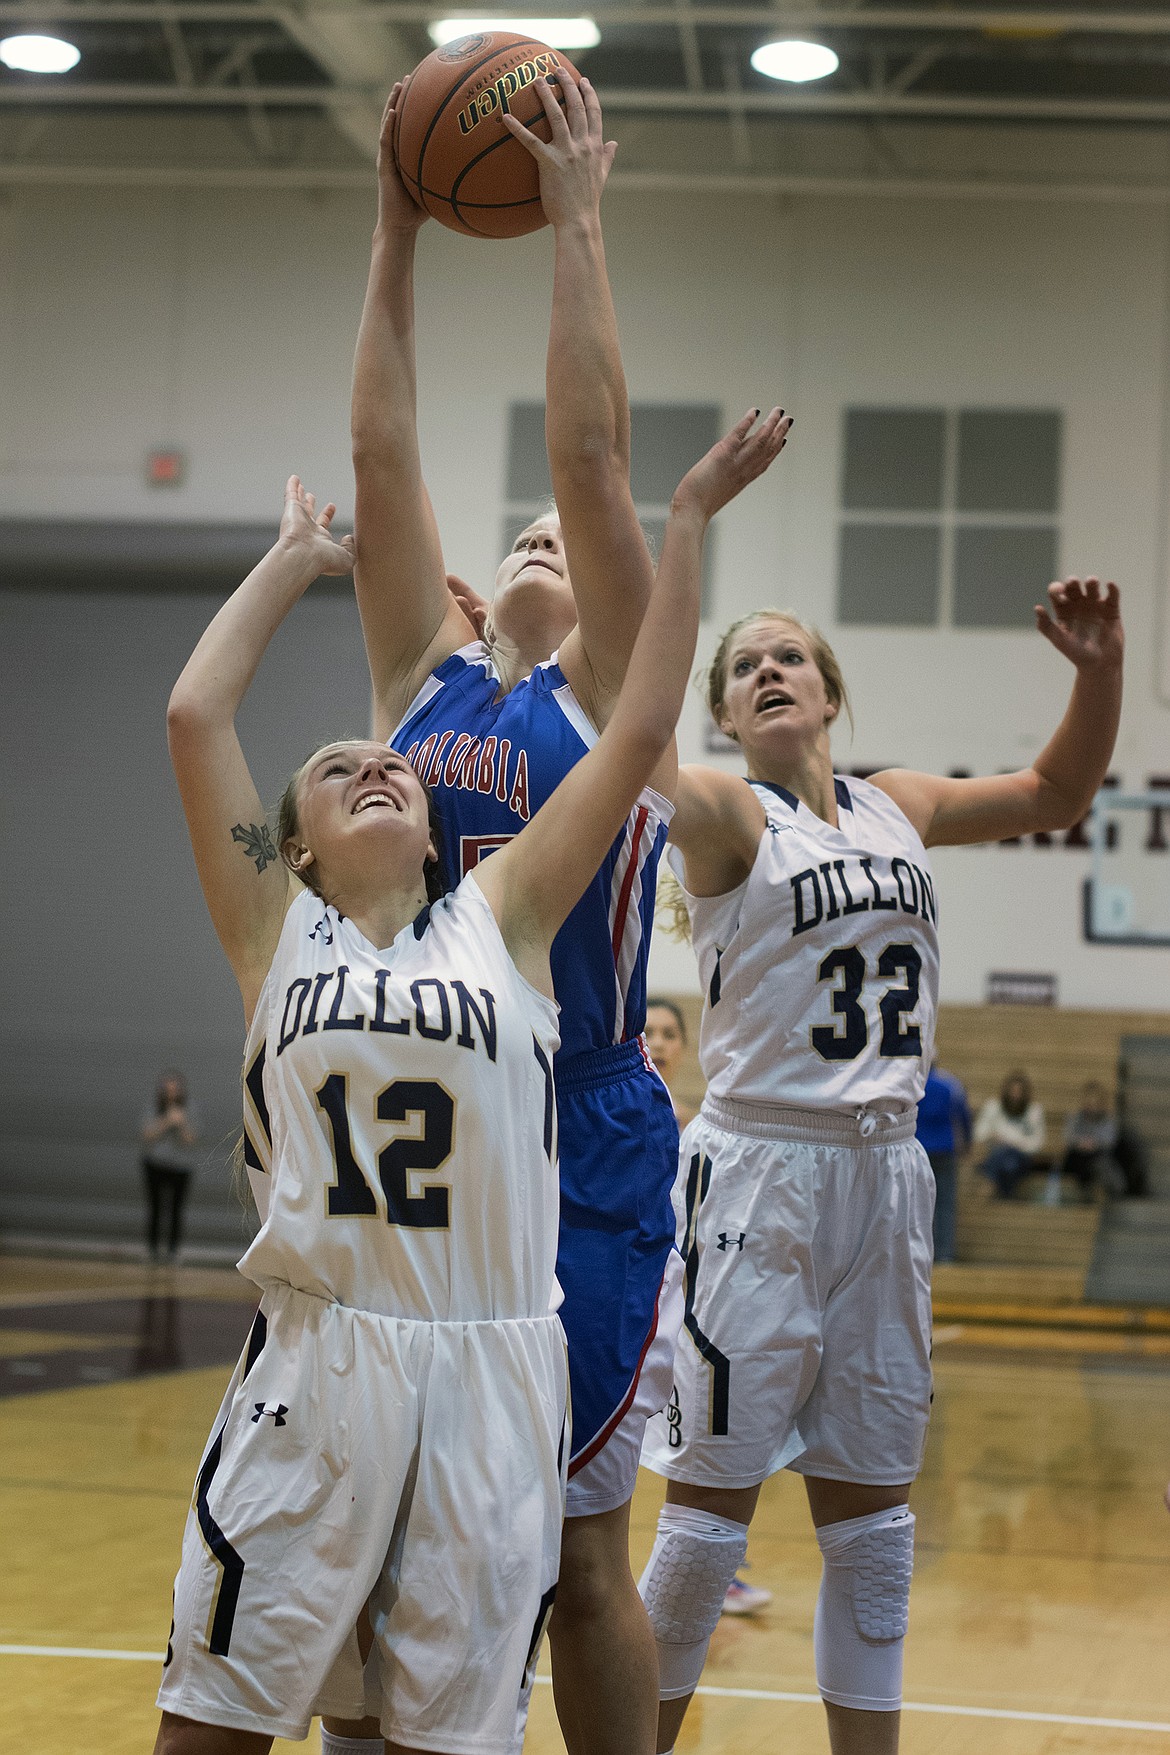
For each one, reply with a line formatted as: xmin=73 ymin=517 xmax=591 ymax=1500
xmin=1 ymin=583 xmax=372 ymax=1247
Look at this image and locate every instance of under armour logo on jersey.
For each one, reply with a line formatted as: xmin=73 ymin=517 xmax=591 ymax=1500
xmin=309 ymin=916 xmax=333 ymax=945
xmin=717 ymin=1231 xmax=746 ymax=1252
xmin=251 ymin=1401 xmax=288 ymax=1426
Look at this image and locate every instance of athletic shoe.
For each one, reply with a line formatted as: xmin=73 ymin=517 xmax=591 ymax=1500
xmin=721 ymin=1572 xmax=772 ymax=1615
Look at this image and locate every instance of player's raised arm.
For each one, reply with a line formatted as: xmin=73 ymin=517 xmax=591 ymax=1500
xmin=166 ymin=477 xmax=356 ymax=1018
xmin=476 ymin=410 xmax=790 ymax=977
xmin=503 ymin=75 xmax=653 ymax=722
xmin=351 ymin=87 xmax=475 ymax=740
xmin=873 ymin=578 xmax=1124 ymax=847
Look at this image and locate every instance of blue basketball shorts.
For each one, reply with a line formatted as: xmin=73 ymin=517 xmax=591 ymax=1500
xmin=554 ymin=1037 xmax=683 ymax=1518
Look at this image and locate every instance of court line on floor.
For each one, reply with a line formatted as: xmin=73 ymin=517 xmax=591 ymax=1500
xmin=2 ymin=1647 xmax=1167 ymax=1732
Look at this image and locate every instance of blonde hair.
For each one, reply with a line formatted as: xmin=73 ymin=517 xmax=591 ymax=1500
xmin=655 ymin=870 xmax=693 ymax=944
xmin=705 ymin=610 xmax=853 ymax=739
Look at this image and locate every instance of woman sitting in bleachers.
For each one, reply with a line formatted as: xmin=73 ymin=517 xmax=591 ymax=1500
xmin=975 ymin=1071 xmax=1046 ymax=1199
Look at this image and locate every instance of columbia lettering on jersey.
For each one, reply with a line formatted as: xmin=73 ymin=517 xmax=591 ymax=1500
xmin=406 ymin=729 xmax=531 ymax=821
xmin=675 ymin=776 xmax=941 ymax=1113
xmin=238 ymin=878 xmax=561 ymax=1325
xmin=390 ymin=641 xmax=671 ymax=1059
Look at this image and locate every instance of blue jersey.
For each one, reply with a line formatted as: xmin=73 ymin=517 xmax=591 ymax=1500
xmin=390 ymin=641 xmax=671 ymax=1064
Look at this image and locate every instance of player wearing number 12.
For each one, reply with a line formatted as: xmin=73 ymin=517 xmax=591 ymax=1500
xmin=638 ymin=579 xmax=1124 ymax=1755
xmin=152 ymin=409 xmax=787 ymax=1755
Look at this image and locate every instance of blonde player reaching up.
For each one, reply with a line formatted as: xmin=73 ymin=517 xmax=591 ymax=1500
xmin=153 ymin=408 xmax=787 ymax=1755
xmin=639 ymin=579 xmax=1123 ymax=1755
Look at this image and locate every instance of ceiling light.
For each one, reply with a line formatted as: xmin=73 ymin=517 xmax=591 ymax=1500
xmin=428 ymin=17 xmax=600 ymax=50
xmin=750 ymin=39 xmax=838 ymax=84
xmin=0 ymin=32 xmax=80 ymax=72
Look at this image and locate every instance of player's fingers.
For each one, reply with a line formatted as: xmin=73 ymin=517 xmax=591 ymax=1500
xmin=285 ymin=474 xmax=300 ymax=501
xmin=603 ymin=139 xmax=618 ymax=176
xmin=380 ymin=84 xmax=400 ymax=137
xmin=580 ymin=76 xmax=604 ymax=142
xmin=535 ymin=75 xmax=572 ymax=142
xmin=559 ymin=66 xmax=587 ymax=131
xmin=319 ymin=503 xmax=337 ymax=529
xmin=1103 ymin=580 xmax=1121 ymax=612
xmin=730 ymin=407 xmax=761 ymax=444
xmin=501 ymin=110 xmax=547 ymax=156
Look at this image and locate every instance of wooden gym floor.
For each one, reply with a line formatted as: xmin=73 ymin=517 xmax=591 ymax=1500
xmin=3 ymin=1255 xmax=1169 ymax=1755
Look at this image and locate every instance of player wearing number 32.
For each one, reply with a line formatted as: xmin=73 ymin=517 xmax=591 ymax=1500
xmin=638 ymin=578 xmax=1123 ymax=1755
xmin=152 ymin=414 xmax=787 ymax=1755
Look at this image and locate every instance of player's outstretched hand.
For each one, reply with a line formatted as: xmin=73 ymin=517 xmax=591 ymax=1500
xmin=1035 ymin=577 xmax=1123 ymax=672
xmin=502 ymin=74 xmax=616 ymax=227
xmin=671 ymin=408 xmax=793 ymax=523
xmin=378 ymin=83 xmax=429 ymax=233
xmin=448 ymin=572 xmax=489 ymax=640
xmin=278 ymin=476 xmax=357 ymax=578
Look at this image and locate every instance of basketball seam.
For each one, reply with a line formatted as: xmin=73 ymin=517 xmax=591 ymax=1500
xmin=448 ymin=92 xmax=567 ymax=233
xmin=411 ymin=36 xmax=544 ymax=207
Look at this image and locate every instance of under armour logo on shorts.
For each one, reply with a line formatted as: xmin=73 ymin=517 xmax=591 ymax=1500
xmin=251 ymin=1401 xmax=288 ymax=1426
xmin=717 ymin=1231 xmax=746 ymax=1252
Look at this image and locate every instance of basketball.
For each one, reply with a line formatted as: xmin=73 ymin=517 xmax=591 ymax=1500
xmin=393 ymin=32 xmax=583 ymax=239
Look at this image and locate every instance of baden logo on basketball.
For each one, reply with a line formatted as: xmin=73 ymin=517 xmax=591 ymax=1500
xmin=437 ymin=33 xmax=491 ymax=61
xmin=457 ymin=50 xmax=563 ymax=135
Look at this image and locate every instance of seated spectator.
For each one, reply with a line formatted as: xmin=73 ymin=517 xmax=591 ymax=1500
xmin=975 ymin=1072 xmax=1045 ymax=1199
xmin=916 ymin=1062 xmax=972 ymax=1263
xmin=1061 ymin=1080 xmax=1121 ymax=1203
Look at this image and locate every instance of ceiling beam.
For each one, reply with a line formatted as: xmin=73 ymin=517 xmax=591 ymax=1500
xmin=4 ymin=158 xmax=1170 ymax=205
xmin=267 ymin=0 xmax=413 ymax=158
xmin=5 ymin=4 xmax=1170 ymax=32
xmin=8 ymin=81 xmax=1170 ymax=122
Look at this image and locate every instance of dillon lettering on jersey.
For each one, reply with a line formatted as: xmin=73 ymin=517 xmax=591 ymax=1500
xmin=276 ymin=967 xmax=500 ymax=1060
xmin=788 ymin=851 xmax=937 ymax=939
xmin=405 ymin=731 xmax=531 ymax=822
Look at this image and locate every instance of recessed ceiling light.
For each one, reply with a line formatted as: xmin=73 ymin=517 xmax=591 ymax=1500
xmin=428 ymin=17 xmax=600 ymax=50
xmin=0 ymin=32 xmax=81 ymax=72
xmin=750 ymin=39 xmax=838 ymax=84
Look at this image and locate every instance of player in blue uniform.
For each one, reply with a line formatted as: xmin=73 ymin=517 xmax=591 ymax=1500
xmin=340 ymin=73 xmax=792 ymax=1755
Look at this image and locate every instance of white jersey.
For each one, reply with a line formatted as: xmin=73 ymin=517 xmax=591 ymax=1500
xmin=673 ymin=776 xmax=939 ymax=1113
xmin=239 ymin=876 xmax=561 ymax=1322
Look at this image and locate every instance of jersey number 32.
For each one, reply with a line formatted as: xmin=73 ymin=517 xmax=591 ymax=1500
xmin=812 ymin=942 xmax=923 ymax=1061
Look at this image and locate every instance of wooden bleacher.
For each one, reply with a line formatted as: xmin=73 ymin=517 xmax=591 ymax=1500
xmin=654 ymin=995 xmax=1170 ymax=1305
xmin=936 ymin=1005 xmax=1170 ymax=1292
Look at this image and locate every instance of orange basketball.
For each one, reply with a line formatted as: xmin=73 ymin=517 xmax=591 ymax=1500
xmin=393 ymin=33 xmax=583 ymax=239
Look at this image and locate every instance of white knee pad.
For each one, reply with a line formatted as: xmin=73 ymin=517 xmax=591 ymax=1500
xmin=638 ymin=1503 xmax=748 ymax=1700
xmin=813 ymin=1506 xmax=914 ymax=1712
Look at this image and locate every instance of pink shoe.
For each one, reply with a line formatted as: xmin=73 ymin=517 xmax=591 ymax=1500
xmin=721 ymin=1572 xmax=773 ymax=1615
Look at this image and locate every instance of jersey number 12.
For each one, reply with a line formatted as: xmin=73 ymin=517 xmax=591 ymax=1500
xmin=316 ymin=1074 xmax=455 ymax=1228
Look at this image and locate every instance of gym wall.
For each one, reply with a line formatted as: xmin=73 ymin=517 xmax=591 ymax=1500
xmin=2 ymin=181 xmax=1168 ymax=1239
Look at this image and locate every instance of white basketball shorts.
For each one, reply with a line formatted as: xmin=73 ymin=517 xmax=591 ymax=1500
xmin=641 ymin=1098 xmax=934 ymax=1489
xmin=158 ymin=1282 xmax=567 ymax=1752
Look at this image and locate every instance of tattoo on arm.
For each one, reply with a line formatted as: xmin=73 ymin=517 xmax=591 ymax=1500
xmin=231 ymin=821 xmax=278 ymax=873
